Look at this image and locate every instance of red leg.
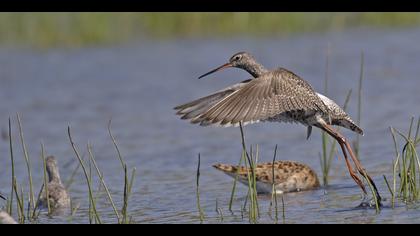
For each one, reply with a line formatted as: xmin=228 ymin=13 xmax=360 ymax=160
xmin=320 ymin=123 xmax=381 ymax=202
xmin=344 ymin=141 xmax=382 ymax=201
xmin=339 ymin=140 xmax=368 ymax=194
xmin=319 ymin=124 xmax=367 ymax=194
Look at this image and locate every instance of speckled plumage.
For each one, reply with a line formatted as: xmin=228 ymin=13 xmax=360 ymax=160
xmin=213 ymin=161 xmax=320 ymax=194
xmin=38 ymin=156 xmax=71 ymax=210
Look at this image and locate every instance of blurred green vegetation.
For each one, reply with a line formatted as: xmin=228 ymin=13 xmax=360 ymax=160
xmin=1 ymin=12 xmax=420 ymax=48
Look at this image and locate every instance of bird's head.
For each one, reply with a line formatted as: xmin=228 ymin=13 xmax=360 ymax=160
xmin=198 ymin=52 xmax=256 ymax=79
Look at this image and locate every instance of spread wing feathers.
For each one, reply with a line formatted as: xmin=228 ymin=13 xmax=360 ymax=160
xmin=174 ymin=79 xmax=251 ymax=121
xmin=188 ymin=70 xmax=328 ymax=127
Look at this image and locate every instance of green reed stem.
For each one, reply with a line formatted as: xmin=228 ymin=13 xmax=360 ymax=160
xmin=6 ymin=118 xmax=24 ymax=223
xmin=196 ymin=153 xmax=204 ymax=223
xmin=86 ymin=150 xmax=94 ymax=223
xmin=12 ymin=181 xmax=24 ymax=223
xmin=67 ymin=126 xmax=102 ymax=224
xmin=383 ymin=175 xmax=394 ymax=205
xmin=390 ymin=127 xmax=400 ymax=207
xmin=355 ymin=51 xmax=364 ymax=159
xmin=281 ymin=195 xmax=286 ymax=223
xmin=19 ymin=186 xmax=25 ymax=223
xmin=239 ymin=123 xmax=259 ymax=224
xmin=121 ymin=167 xmax=136 ymax=223
xmin=127 ymin=168 xmax=136 ymax=204
xmin=253 ymin=145 xmax=260 ymax=216
xmin=8 ymin=117 xmax=16 ymax=216
xmin=32 ymin=183 xmax=44 ymax=219
xmin=108 ymin=120 xmax=125 ymax=169
xmin=121 ymin=164 xmax=129 ymax=224
xmin=391 ymin=117 xmax=420 ymax=203
xmin=243 ymin=152 xmax=256 ymax=223
xmin=228 ymin=151 xmax=243 ymax=212
xmin=87 ymin=143 xmax=121 ymax=223
xmin=120 ymin=165 xmax=135 ymax=224
xmin=320 ymin=45 xmax=331 ymax=186
xmin=270 ymin=144 xmax=279 ymax=224
xmin=414 ymin=118 xmax=420 ymax=144
xmin=107 ymin=122 xmax=135 ymax=224
xmin=16 ymin=114 xmax=36 ymax=218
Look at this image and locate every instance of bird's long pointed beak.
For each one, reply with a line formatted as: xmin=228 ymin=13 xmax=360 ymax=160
xmin=198 ymin=62 xmax=232 ymax=79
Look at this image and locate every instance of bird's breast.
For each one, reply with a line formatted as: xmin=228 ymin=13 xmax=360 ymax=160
xmin=264 ymin=109 xmax=320 ymax=126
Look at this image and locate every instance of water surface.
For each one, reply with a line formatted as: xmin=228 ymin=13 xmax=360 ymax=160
xmin=0 ymin=28 xmax=420 ymax=223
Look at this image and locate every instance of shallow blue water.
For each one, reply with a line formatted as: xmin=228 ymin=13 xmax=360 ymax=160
xmin=0 ymin=28 xmax=419 ymax=223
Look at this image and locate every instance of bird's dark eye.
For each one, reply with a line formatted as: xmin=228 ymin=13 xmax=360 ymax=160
xmin=234 ymin=56 xmax=241 ymax=60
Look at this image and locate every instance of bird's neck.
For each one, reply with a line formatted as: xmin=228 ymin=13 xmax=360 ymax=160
xmin=47 ymin=166 xmax=62 ymax=183
xmin=243 ymin=62 xmax=269 ymax=78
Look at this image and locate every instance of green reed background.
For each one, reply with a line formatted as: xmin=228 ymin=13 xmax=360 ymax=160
xmin=1 ymin=13 xmax=420 ymax=47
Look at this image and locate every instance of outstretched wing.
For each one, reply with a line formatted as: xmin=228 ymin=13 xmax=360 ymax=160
xmin=182 ymin=68 xmax=328 ymax=127
xmin=174 ymin=79 xmax=252 ymax=121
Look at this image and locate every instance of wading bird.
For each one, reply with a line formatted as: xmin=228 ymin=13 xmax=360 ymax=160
xmin=38 ymin=156 xmax=71 ymax=209
xmin=174 ymin=52 xmax=381 ymax=202
xmin=214 ymin=160 xmax=320 ymax=194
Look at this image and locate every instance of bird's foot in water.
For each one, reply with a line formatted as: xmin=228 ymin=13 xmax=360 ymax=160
xmin=356 ymin=193 xmax=383 ymax=209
